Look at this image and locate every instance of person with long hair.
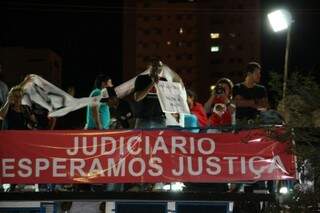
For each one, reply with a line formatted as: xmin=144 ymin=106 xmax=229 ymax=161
xmin=0 ymin=77 xmax=37 ymax=130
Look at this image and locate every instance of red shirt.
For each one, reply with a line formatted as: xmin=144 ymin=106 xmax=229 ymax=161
xmin=190 ymin=102 xmax=208 ymax=127
xmin=209 ymin=110 xmax=232 ymax=127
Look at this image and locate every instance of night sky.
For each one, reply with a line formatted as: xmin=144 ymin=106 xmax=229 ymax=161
xmin=1 ymin=1 xmax=123 ymax=97
xmin=261 ymin=0 xmax=320 ymax=77
xmin=1 ymin=0 xmax=320 ymax=97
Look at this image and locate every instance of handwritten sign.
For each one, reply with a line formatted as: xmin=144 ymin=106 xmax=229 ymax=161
xmin=156 ymin=81 xmax=189 ymax=113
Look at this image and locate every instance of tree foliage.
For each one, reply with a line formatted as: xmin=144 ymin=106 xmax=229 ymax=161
xmin=268 ymin=71 xmax=320 ymax=211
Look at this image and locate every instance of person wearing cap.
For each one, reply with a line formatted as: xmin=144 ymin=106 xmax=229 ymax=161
xmin=85 ymin=74 xmax=113 ymax=130
xmin=233 ymin=62 xmax=269 ymax=123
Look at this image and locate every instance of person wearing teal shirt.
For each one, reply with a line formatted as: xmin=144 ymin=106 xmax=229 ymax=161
xmin=85 ymin=74 xmax=113 ymax=130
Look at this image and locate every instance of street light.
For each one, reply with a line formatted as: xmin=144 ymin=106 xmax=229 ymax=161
xmin=267 ymin=9 xmax=293 ymax=100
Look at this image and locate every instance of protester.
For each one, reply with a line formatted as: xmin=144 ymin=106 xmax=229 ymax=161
xmin=0 ymin=78 xmax=37 ymax=130
xmin=205 ymin=78 xmax=235 ymax=128
xmin=107 ymin=87 xmax=133 ymax=129
xmin=233 ymin=62 xmax=269 ymax=123
xmin=186 ymin=89 xmax=208 ymax=128
xmin=85 ymin=76 xmax=126 ymax=192
xmin=0 ymin=76 xmax=37 ymax=192
xmin=204 ymin=78 xmax=234 ymax=115
xmin=85 ymin=74 xmax=113 ymax=130
xmin=133 ymin=58 xmax=168 ymax=128
xmin=132 ymin=58 xmax=186 ymax=191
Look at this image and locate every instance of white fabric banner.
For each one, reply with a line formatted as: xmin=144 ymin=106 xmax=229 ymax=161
xmin=21 ymin=64 xmax=189 ymax=120
xmin=22 ymin=75 xmax=99 ymax=117
xmin=155 ymin=81 xmax=189 ymax=114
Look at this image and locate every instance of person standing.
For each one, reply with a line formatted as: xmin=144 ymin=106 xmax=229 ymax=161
xmin=233 ymin=62 xmax=269 ymax=123
xmin=133 ymin=59 xmax=167 ymax=128
xmin=85 ymin=74 xmax=113 ymax=130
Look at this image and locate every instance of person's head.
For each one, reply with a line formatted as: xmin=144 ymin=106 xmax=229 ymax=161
xmin=216 ymin=78 xmax=233 ymax=98
xmin=186 ymin=89 xmax=197 ymax=108
xmin=8 ymin=86 xmax=24 ymax=105
xmin=148 ymin=57 xmax=163 ymax=77
xmin=94 ymin=74 xmax=113 ymax=89
xmin=243 ymin=62 xmax=261 ymax=83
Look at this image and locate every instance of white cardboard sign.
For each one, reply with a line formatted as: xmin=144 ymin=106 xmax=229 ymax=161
xmin=156 ymin=81 xmax=189 ymax=113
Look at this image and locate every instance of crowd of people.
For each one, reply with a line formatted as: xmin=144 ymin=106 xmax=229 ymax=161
xmin=0 ymin=60 xmax=279 ymax=133
xmin=0 ymin=59 xmax=284 ymax=193
xmin=80 ymin=60 xmax=276 ymax=134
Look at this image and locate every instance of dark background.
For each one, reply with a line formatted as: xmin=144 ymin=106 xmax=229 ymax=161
xmin=1 ymin=0 xmax=320 ymax=97
xmin=1 ymin=1 xmax=123 ymax=97
xmin=261 ymin=0 xmax=320 ymax=78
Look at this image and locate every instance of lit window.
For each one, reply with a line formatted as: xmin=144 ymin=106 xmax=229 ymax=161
xmin=179 ymin=27 xmax=184 ymax=34
xmin=166 ymin=41 xmax=171 ymax=45
xmin=210 ymin=33 xmax=220 ymax=39
xmin=210 ymin=46 xmax=220 ymax=52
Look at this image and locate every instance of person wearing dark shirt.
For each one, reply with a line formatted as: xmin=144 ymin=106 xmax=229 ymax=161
xmin=31 ymin=103 xmax=56 ymax=130
xmin=110 ymin=99 xmax=133 ymax=129
xmin=233 ymin=62 xmax=268 ymax=122
xmin=102 ymin=86 xmax=133 ymax=129
xmin=134 ymin=59 xmax=166 ymax=128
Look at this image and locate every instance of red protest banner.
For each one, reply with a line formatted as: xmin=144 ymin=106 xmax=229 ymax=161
xmin=0 ymin=129 xmax=297 ymax=184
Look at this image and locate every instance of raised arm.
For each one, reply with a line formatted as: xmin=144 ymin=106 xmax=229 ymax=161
xmin=134 ymin=81 xmax=155 ymax=102
xmin=134 ymin=75 xmax=157 ymax=102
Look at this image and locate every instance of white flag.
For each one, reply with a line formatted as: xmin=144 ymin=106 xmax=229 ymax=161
xmin=21 ymin=64 xmax=188 ymax=118
xmin=22 ymin=75 xmax=99 ymax=117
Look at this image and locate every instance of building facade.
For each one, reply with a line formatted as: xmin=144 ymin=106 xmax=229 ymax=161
xmin=123 ymin=0 xmax=260 ymax=102
xmin=0 ymin=47 xmax=62 ymax=87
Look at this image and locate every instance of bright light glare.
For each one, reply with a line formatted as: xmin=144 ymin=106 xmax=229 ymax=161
xmin=171 ymin=182 xmax=185 ymax=191
xmin=210 ymin=33 xmax=220 ymax=39
xmin=162 ymin=182 xmax=185 ymax=191
xmin=163 ymin=184 xmax=171 ymax=191
xmin=2 ymin=184 xmax=10 ymax=191
xmin=279 ymin=186 xmax=289 ymax=194
xmin=211 ymin=46 xmax=219 ymax=52
xmin=268 ymin=9 xmax=292 ymax=32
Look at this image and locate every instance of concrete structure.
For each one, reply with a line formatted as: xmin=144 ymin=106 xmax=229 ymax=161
xmin=0 ymin=47 xmax=62 ymax=87
xmin=123 ymin=0 xmax=260 ymax=102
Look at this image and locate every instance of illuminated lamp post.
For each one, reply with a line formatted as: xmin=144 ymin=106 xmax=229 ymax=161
xmin=267 ymin=9 xmax=293 ymax=100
